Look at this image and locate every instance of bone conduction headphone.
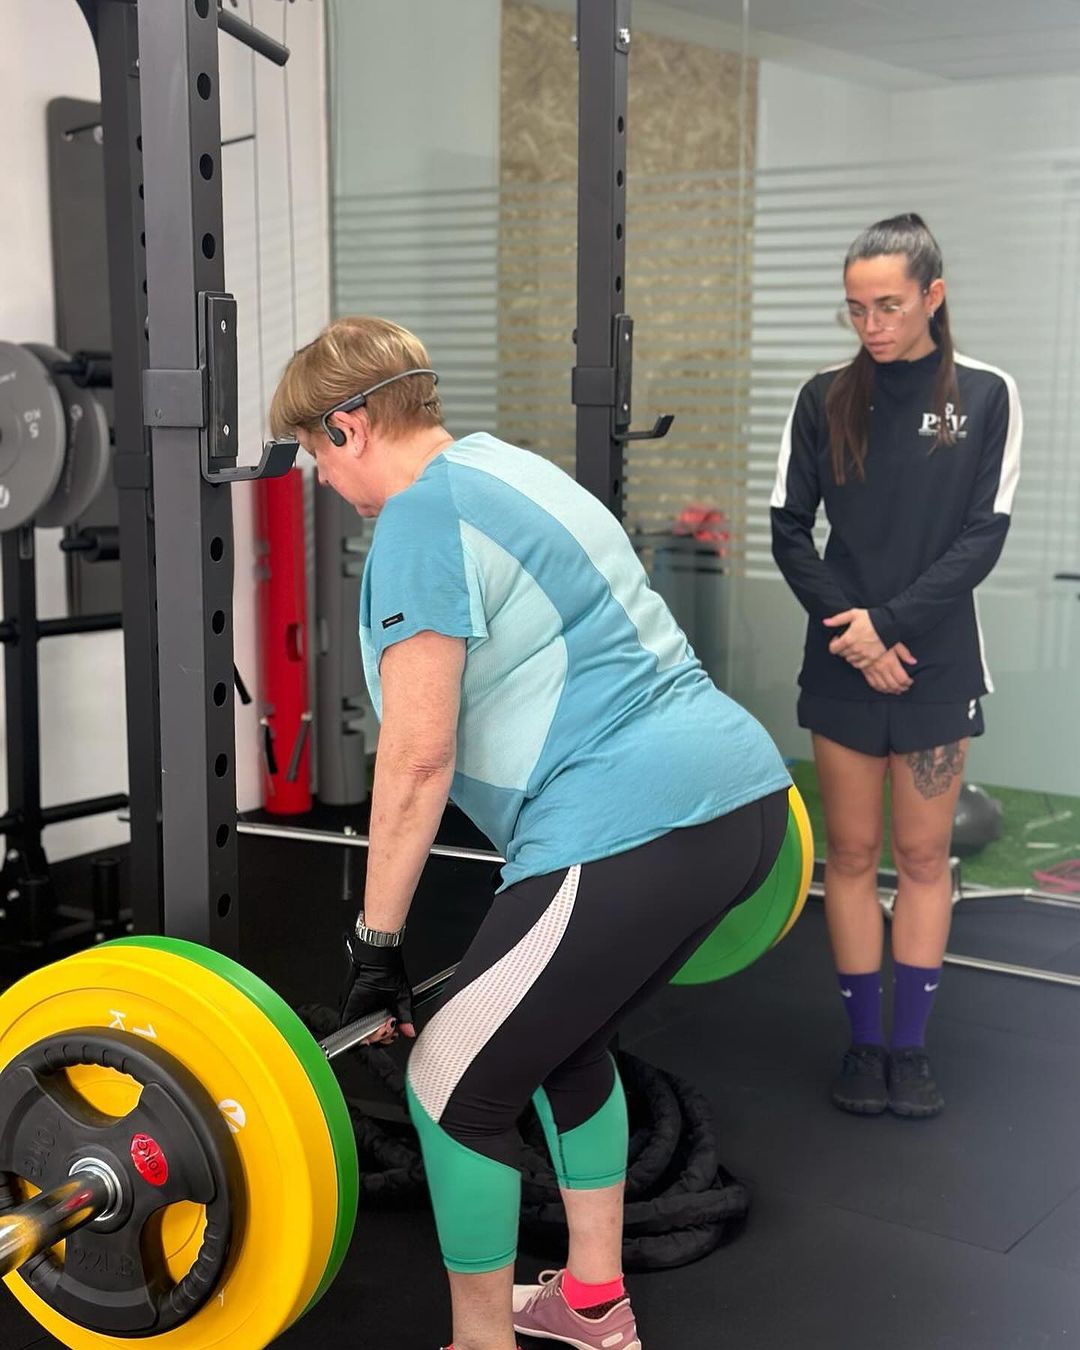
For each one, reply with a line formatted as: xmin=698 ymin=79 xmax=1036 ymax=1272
xmin=320 ymin=368 xmax=439 ymax=447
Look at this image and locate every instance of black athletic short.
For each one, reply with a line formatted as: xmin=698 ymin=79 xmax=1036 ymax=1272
xmin=798 ymin=691 xmax=985 ymax=758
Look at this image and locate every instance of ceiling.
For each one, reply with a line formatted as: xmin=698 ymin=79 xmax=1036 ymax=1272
xmin=662 ymin=0 xmax=1080 ymax=80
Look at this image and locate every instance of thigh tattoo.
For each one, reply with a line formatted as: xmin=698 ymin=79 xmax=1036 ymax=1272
xmin=905 ymin=742 xmax=965 ymax=800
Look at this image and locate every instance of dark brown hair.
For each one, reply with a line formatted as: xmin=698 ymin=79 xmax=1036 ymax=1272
xmin=825 ymin=212 xmax=959 ymax=484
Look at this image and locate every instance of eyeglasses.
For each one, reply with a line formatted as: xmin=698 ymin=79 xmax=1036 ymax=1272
xmin=319 ymin=367 xmax=438 ymax=443
xmin=842 ymin=290 xmax=928 ymax=332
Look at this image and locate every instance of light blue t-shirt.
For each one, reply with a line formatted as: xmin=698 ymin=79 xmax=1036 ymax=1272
xmin=360 ymin=433 xmax=791 ymax=889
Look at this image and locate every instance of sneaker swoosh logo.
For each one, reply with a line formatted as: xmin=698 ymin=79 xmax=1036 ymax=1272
xmin=924 ymin=982 xmax=939 ymax=992
xmin=840 ymin=988 xmax=853 ymax=998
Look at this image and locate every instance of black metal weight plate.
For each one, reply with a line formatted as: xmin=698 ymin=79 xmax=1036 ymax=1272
xmin=24 ymin=345 xmax=111 ymax=529
xmin=0 ymin=342 xmax=67 ymax=531
xmin=0 ymin=1029 xmax=237 ymax=1336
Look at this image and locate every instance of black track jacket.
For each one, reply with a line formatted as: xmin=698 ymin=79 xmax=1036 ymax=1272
xmin=770 ymin=348 xmax=1022 ymax=703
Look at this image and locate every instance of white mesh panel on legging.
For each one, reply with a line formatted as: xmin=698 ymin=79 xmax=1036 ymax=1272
xmin=408 ymin=865 xmax=581 ymax=1122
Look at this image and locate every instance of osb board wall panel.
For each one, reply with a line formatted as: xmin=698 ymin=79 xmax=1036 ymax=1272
xmin=498 ymin=0 xmax=757 ymax=546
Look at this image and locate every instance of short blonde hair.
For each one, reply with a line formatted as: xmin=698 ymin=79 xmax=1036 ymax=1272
xmin=269 ymin=316 xmax=443 ymax=440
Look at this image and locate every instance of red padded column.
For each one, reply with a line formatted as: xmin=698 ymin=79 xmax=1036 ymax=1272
xmin=255 ymin=468 xmax=312 ymax=814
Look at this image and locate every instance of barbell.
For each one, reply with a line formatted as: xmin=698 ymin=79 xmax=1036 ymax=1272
xmin=0 ymin=786 xmax=811 ymax=1348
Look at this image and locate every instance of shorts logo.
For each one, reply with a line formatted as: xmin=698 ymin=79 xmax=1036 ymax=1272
xmin=381 ymin=613 xmax=405 ymax=629
xmin=968 ymin=699 xmax=977 ymax=720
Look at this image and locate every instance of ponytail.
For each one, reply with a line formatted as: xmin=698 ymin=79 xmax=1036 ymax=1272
xmin=826 ymin=212 xmax=959 ymax=485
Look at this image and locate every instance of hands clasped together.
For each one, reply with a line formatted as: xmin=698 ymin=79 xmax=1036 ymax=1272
xmin=823 ymin=608 xmax=916 ymax=695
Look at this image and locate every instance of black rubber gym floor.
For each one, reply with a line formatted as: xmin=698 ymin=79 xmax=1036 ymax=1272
xmin=4 ymin=814 xmax=1080 ymax=1349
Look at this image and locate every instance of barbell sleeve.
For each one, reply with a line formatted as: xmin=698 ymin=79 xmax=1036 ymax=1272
xmin=0 ymin=1171 xmax=113 ymax=1279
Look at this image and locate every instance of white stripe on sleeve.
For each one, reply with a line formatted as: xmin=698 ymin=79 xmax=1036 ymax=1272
xmin=955 ymin=353 xmax=1022 ymax=515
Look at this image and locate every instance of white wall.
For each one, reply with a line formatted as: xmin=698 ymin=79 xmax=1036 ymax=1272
xmin=328 ymin=0 xmax=501 ymax=198
xmin=0 ymin=0 xmax=330 ymax=862
xmin=756 ymin=61 xmax=893 ymax=170
xmin=893 ymin=72 xmax=1080 ymax=158
xmin=327 ymin=0 xmax=502 ymax=417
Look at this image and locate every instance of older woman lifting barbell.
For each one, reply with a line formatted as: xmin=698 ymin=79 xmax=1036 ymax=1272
xmin=270 ymin=316 xmax=796 ymax=1350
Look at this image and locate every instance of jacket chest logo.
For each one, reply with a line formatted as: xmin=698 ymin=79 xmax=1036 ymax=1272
xmin=918 ymin=402 xmax=968 ymax=439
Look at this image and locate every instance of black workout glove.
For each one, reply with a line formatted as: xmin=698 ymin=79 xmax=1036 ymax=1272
xmin=339 ymin=931 xmax=415 ymax=1033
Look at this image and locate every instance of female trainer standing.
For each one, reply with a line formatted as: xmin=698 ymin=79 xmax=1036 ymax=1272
xmin=270 ymin=316 xmax=792 ymax=1350
xmin=771 ymin=213 xmax=1021 ymax=1119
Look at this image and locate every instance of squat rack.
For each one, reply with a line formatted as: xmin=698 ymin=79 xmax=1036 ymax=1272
xmin=78 ymin=0 xmax=665 ymax=954
xmin=77 ymin=0 xmax=297 ymax=955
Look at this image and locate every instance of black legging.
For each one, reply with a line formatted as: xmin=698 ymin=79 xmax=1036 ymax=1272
xmin=405 ymin=788 xmax=789 ymax=1273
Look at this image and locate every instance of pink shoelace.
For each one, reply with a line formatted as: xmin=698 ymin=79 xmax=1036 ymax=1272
xmin=522 ymin=1269 xmax=565 ymax=1311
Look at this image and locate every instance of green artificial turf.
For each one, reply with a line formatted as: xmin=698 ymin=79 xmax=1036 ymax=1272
xmin=788 ymin=759 xmax=1080 ymax=893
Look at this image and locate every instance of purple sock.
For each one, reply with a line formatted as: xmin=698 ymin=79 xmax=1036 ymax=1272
xmin=891 ymin=962 xmax=941 ymax=1049
xmin=836 ymin=971 xmax=884 ymax=1046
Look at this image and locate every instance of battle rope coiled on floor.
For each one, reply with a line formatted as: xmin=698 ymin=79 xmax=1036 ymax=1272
xmin=297 ymin=1004 xmax=750 ymax=1271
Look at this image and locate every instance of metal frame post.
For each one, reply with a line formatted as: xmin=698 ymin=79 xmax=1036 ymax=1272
xmin=573 ymin=0 xmax=631 ymax=516
xmin=136 ymin=0 xmax=240 ymax=952
xmin=314 ymin=490 xmax=368 ymax=805
xmin=85 ymin=0 xmax=164 ymax=934
xmin=1 ymin=531 xmax=49 ymax=886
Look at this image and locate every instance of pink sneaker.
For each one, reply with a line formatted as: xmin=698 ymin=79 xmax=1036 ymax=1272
xmin=512 ymin=1269 xmax=642 ymax=1350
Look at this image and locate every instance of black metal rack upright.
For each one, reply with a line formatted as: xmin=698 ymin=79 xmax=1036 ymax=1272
xmin=573 ymin=0 xmax=631 ymax=516
xmin=69 ymin=0 xmax=295 ymax=954
xmin=573 ymin=0 xmax=671 ymax=520
xmin=87 ymin=0 xmax=164 ymax=938
xmin=135 ymin=0 xmax=241 ymax=953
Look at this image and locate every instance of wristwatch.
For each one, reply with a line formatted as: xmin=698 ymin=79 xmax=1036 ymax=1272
xmin=354 ymin=912 xmax=406 ymax=948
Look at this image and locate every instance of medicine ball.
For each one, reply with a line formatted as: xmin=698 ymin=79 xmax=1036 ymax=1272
xmin=950 ymin=783 xmax=1003 ymax=856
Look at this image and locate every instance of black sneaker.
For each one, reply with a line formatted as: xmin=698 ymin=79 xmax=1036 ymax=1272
xmin=831 ymin=1043 xmax=888 ymax=1115
xmin=887 ymin=1047 xmax=945 ymax=1118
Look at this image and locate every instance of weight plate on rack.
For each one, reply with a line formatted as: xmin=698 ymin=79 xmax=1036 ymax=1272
xmin=24 ymin=344 xmax=112 ymax=529
xmin=0 ymin=342 xmax=67 ymax=531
